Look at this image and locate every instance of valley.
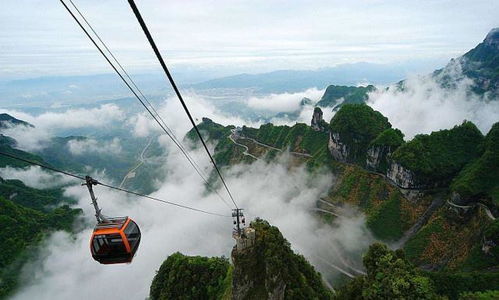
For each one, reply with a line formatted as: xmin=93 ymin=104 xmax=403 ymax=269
xmin=0 ymin=24 xmax=498 ymax=300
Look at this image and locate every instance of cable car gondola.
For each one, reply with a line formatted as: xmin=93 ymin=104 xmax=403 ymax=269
xmin=90 ymin=216 xmax=141 ymax=264
xmin=84 ymin=176 xmax=141 ymax=265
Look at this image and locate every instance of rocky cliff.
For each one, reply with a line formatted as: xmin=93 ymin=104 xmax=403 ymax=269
xmin=386 ymin=162 xmax=421 ymax=189
xmin=231 ymin=219 xmax=331 ymax=300
xmin=328 ymin=104 xmax=391 ymax=164
xmin=327 ymin=132 xmax=349 ymax=162
xmin=149 ymin=253 xmax=231 ymax=300
xmin=149 ymin=219 xmax=332 ymax=300
xmin=311 ymin=107 xmax=326 ymax=131
xmin=389 ymin=121 xmax=484 ymax=190
xmin=365 ymin=146 xmax=385 ymax=170
xmin=365 ymin=128 xmax=404 ymax=173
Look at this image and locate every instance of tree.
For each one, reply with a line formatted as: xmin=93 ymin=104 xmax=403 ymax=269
xmin=336 ymin=243 xmax=439 ymax=299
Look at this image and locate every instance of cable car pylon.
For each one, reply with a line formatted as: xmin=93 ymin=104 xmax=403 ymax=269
xmin=232 ymin=208 xmax=246 ymax=237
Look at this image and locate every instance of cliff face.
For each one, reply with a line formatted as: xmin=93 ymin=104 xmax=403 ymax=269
xmin=366 ymin=145 xmax=387 ymax=171
xmin=365 ymin=128 xmax=405 ymax=173
xmin=328 ymin=132 xmax=349 ymax=162
xmin=328 ymin=104 xmax=392 ymax=165
xmin=386 ymin=162 xmax=420 ymax=189
xmin=311 ymin=107 xmax=326 ymax=131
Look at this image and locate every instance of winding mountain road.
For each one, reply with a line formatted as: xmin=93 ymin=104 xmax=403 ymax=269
xmin=119 ymin=137 xmax=153 ymax=188
xmin=447 ymin=199 xmax=496 ymax=221
xmin=228 ymin=132 xmax=258 ymax=160
xmin=311 ymin=207 xmax=343 ymax=218
xmin=229 ymin=129 xmax=312 ymax=159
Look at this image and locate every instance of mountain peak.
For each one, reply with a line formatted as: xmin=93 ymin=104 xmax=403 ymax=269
xmin=0 ymin=113 xmax=33 ymax=129
xmin=484 ymin=27 xmax=499 ymax=48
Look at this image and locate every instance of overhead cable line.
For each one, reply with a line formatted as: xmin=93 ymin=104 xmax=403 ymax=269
xmin=127 ymin=0 xmax=239 ymax=209
xmin=65 ymin=0 xmax=230 ymax=209
xmin=60 ymin=0 xmax=231 ymax=209
xmin=0 ymin=151 xmax=231 ymax=218
xmin=66 ymin=0 xmax=194 ymax=169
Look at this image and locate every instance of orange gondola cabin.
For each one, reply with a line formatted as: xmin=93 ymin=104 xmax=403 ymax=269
xmin=90 ymin=216 xmax=141 ymax=264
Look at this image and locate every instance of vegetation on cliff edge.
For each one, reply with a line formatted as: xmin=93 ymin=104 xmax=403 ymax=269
xmin=335 ymin=243 xmax=438 ymax=299
xmin=391 ymin=121 xmax=484 ymax=184
xmin=150 ymin=252 xmax=231 ymax=300
xmin=451 ymin=122 xmax=499 ymax=206
xmin=232 ymin=219 xmax=332 ymax=299
xmin=316 ymin=85 xmax=376 ymax=107
xmin=329 ymin=104 xmax=392 ymax=164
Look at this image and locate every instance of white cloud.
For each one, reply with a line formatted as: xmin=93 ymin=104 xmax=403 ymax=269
xmin=0 ymin=166 xmax=78 ymax=189
xmin=0 ymin=104 xmax=125 ymax=151
xmin=12 ymin=142 xmax=372 ymax=299
xmin=270 ymin=102 xmax=336 ymax=127
xmin=129 ymin=92 xmax=262 ymax=139
xmin=367 ymin=66 xmax=499 ymax=139
xmin=246 ymin=88 xmax=324 ymax=113
xmin=0 ymin=104 xmax=125 ymax=130
xmin=67 ymin=138 xmax=122 ymax=156
xmin=247 ymin=88 xmax=324 ymax=113
xmin=0 ymin=124 xmax=52 ymax=151
xmin=127 ymin=113 xmax=162 ymax=138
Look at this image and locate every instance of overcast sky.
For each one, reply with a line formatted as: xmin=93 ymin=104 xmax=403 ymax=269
xmin=1 ymin=0 xmax=498 ymax=80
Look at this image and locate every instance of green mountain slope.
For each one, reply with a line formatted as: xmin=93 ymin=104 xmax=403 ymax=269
xmin=0 ymin=114 xmax=33 ymax=129
xmin=150 ymin=219 xmax=332 ymax=300
xmin=232 ymin=219 xmax=332 ymax=299
xmin=336 ymin=243 xmax=438 ymax=299
xmin=0 ymin=117 xmax=81 ymax=298
xmin=0 ymin=135 xmax=45 ymax=168
xmin=150 ymin=253 xmax=231 ymax=300
xmin=329 ymin=104 xmax=392 ymax=164
xmin=391 ymin=121 xmax=484 ymax=186
xmin=460 ymin=28 xmax=499 ymax=95
xmin=451 ymin=122 xmax=499 ymax=206
xmin=0 ymin=196 xmax=81 ymax=297
xmin=0 ymin=177 xmax=74 ymax=211
xmin=316 ymin=85 xmax=376 ymax=108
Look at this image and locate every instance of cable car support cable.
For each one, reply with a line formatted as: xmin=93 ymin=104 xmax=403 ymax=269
xmin=60 ymin=0 xmax=231 ymax=209
xmin=0 ymin=151 xmax=231 ymax=218
xmin=126 ymin=0 xmax=239 ymax=209
xmin=66 ymin=0 xmax=206 ymax=182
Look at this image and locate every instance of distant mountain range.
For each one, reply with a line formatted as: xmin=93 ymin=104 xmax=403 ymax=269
xmin=189 ymin=61 xmax=440 ymax=93
xmin=0 ymin=113 xmax=32 ymax=129
xmin=314 ymin=28 xmax=499 ymax=113
xmin=0 ymin=59 xmax=446 ymax=109
xmin=441 ymin=27 xmax=499 ymax=97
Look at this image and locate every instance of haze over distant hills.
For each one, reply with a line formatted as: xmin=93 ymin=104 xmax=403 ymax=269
xmin=0 ymin=60 xmax=446 ymax=109
xmin=189 ymin=61 xmax=445 ymax=93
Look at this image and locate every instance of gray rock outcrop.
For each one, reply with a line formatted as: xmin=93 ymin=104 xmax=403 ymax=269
xmin=366 ymin=146 xmax=385 ymax=170
xmin=328 ymin=132 xmax=348 ymax=162
xmin=311 ymin=107 xmax=325 ymax=131
xmin=386 ymin=162 xmax=419 ymax=189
